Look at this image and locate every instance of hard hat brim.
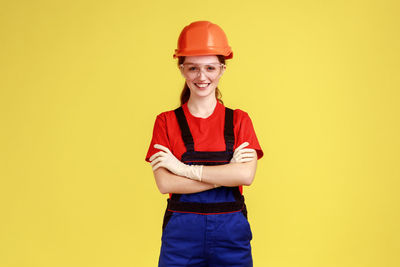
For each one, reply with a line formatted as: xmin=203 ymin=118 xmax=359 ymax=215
xmin=173 ymin=48 xmax=233 ymax=59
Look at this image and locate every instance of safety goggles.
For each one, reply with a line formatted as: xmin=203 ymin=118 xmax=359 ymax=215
xmin=179 ymin=63 xmax=225 ymax=79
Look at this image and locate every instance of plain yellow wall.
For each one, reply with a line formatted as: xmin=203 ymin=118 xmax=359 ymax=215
xmin=1 ymin=0 xmax=399 ymax=266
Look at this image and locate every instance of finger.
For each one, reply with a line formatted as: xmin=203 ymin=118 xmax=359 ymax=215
xmin=232 ymin=151 xmax=238 ymax=159
xmin=236 ymin=148 xmax=256 ymax=153
xmin=152 ymin=162 xmax=162 ymax=172
xmin=154 ymin=144 xmax=171 ymax=154
xmin=232 ymin=149 xmax=239 ymax=157
xmin=240 ymin=158 xmax=254 ymax=163
xmin=240 ymin=155 xmax=256 ymax=160
xmin=150 ymin=156 xmax=163 ymax=167
xmin=152 ymin=158 xmax=166 ymax=171
xmin=234 ymin=148 xmax=249 ymax=158
xmin=239 ymin=155 xmax=256 ymax=161
xmin=149 ymin=151 xmax=167 ymax=162
xmin=234 ymin=149 xmax=255 ymax=160
xmin=236 ymin=142 xmax=249 ymax=150
xmin=236 ymin=151 xmax=255 ymax=159
xmin=149 ymin=151 xmax=163 ymax=162
xmin=241 ymin=150 xmax=257 ymax=157
xmin=236 ymin=153 xmax=256 ymax=162
xmin=235 ymin=142 xmax=249 ymax=150
xmin=237 ymin=149 xmax=256 ymax=156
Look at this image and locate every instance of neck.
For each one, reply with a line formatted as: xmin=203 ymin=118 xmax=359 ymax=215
xmin=187 ymin=95 xmax=218 ymax=118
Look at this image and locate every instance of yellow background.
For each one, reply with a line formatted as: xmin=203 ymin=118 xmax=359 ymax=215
xmin=1 ymin=0 xmax=399 ymax=266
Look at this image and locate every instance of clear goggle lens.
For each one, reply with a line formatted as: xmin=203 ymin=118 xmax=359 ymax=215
xmin=180 ymin=63 xmax=224 ymax=78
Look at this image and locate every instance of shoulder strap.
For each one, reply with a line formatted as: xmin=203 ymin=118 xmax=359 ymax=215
xmin=224 ymin=107 xmax=235 ymax=152
xmin=225 ymin=107 xmax=243 ymax=198
xmin=174 ymin=107 xmax=194 ymax=151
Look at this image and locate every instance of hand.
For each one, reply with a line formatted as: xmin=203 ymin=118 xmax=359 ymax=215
xmin=149 ymin=144 xmax=203 ymax=181
xmin=230 ymin=142 xmax=257 ymax=163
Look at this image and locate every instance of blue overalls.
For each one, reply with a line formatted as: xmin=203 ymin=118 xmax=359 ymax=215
xmin=158 ymin=106 xmax=253 ymax=267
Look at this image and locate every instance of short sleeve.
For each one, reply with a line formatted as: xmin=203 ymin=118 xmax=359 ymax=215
xmin=145 ymin=113 xmax=171 ymax=163
xmin=234 ymin=111 xmax=264 ymax=160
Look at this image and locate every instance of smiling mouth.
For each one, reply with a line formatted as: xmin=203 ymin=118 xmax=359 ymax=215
xmin=195 ymin=83 xmax=210 ymax=88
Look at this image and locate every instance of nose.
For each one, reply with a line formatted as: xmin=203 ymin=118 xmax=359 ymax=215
xmin=197 ymin=68 xmax=207 ymax=79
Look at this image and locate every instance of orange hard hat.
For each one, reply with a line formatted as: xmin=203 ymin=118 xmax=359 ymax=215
xmin=173 ymin=21 xmax=233 ymax=59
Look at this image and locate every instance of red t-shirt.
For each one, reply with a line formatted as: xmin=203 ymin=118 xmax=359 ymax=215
xmin=145 ymin=101 xmax=263 ymax=163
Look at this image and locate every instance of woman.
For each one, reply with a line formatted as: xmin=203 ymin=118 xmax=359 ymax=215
xmin=145 ymin=20 xmax=264 ymax=267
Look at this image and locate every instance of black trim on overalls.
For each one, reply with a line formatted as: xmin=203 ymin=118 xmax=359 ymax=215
xmin=162 ymin=105 xmax=248 ymax=231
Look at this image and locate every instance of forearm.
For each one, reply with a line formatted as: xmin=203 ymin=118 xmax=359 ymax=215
xmin=153 ymin=167 xmax=215 ymax=194
xmin=201 ymin=159 xmax=257 ymax=187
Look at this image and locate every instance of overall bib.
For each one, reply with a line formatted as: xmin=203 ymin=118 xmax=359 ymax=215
xmin=158 ymin=106 xmax=253 ymax=267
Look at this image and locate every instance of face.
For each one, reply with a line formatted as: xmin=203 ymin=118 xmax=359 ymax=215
xmin=180 ymin=55 xmax=226 ymax=99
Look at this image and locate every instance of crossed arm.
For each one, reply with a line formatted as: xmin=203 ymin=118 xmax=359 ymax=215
xmin=150 ymin=142 xmax=258 ymax=194
xmin=153 ymin=159 xmax=257 ymax=194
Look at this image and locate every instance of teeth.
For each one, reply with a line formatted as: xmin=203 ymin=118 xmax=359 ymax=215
xmin=196 ymin=83 xmax=209 ymax=88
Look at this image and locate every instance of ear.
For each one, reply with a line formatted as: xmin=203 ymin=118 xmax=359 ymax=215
xmin=179 ymin=65 xmax=185 ymax=77
xmin=219 ymin=64 xmax=226 ymax=77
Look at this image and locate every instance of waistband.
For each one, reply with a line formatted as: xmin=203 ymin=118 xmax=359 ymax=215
xmin=167 ymin=198 xmax=244 ymax=214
